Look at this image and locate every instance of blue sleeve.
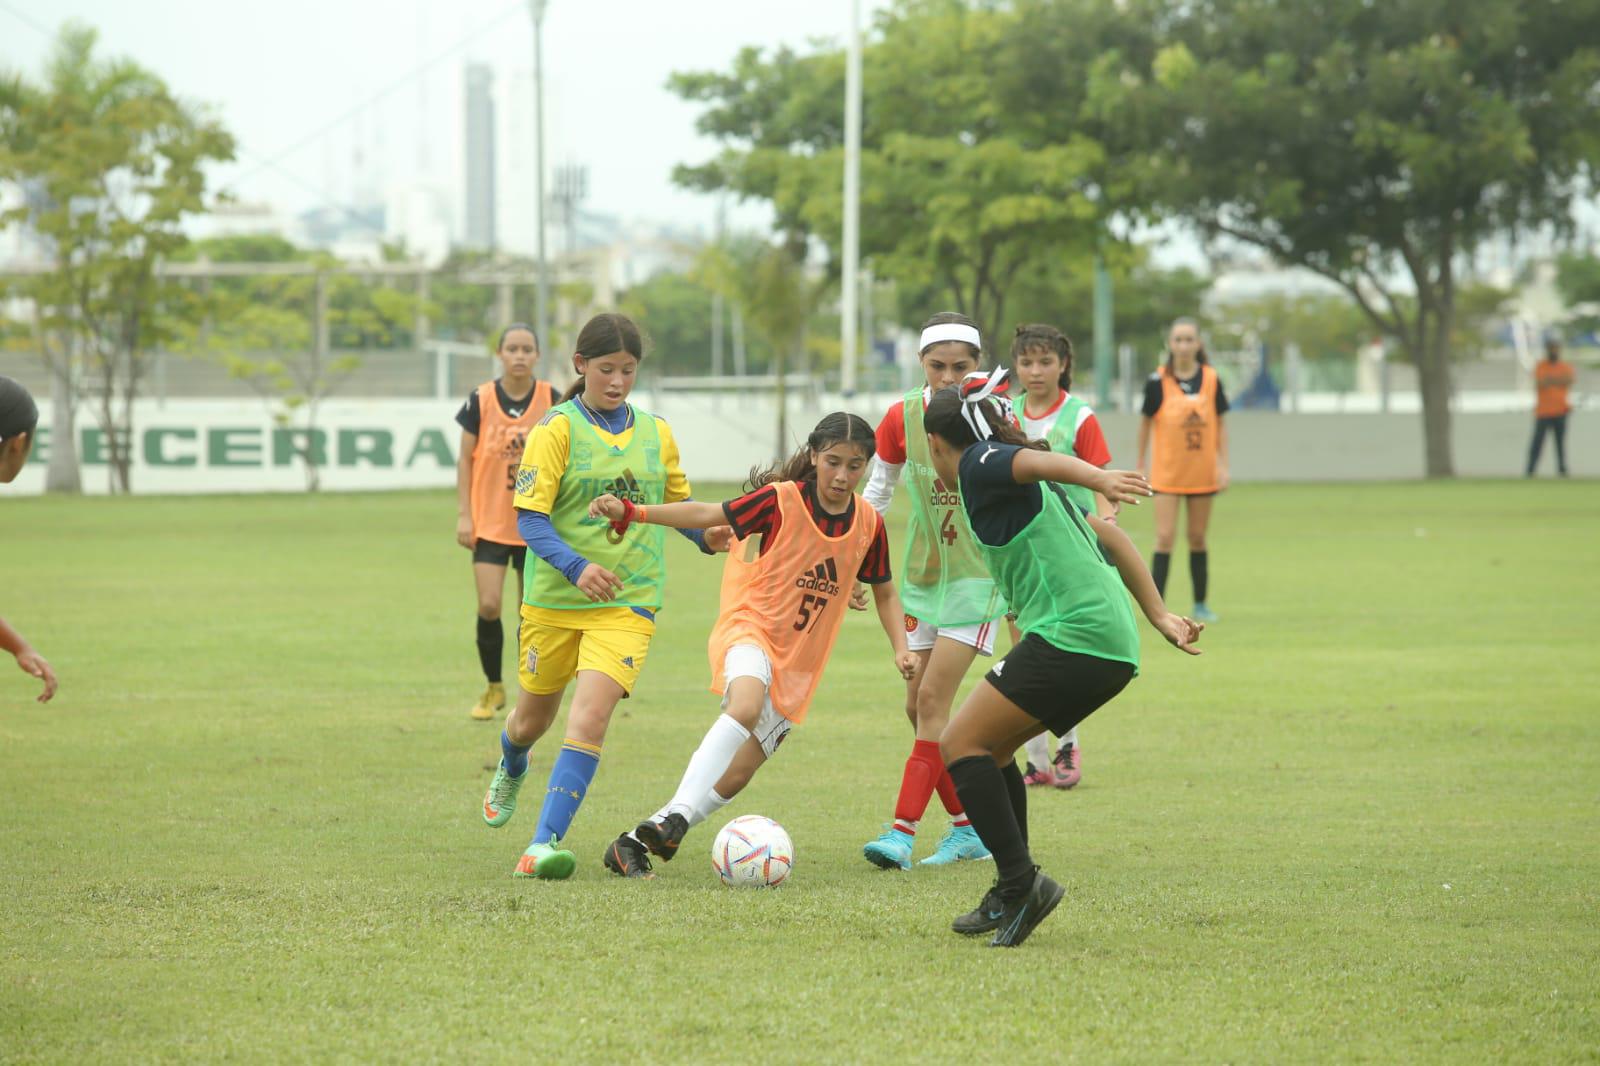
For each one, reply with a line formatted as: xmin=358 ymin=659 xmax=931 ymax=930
xmin=673 ymin=498 xmax=714 ymax=554
xmin=518 ymin=509 xmax=590 ymax=586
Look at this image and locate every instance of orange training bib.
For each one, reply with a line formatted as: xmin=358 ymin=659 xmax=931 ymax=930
xmin=470 ymin=379 xmax=552 ymax=545
xmin=1150 ymin=365 xmax=1220 ymax=495
xmin=707 ymin=481 xmax=880 ymax=723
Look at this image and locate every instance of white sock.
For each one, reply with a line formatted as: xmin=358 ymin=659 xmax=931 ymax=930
xmin=1024 ymin=733 xmax=1052 ymax=769
xmin=665 ymin=715 xmax=750 ymax=821
xmin=690 ymin=788 xmax=731 ymax=829
xmin=1061 ymin=727 xmax=1078 ymax=751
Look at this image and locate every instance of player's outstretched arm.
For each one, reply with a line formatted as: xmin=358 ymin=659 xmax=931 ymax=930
xmin=1083 ymin=514 xmax=1203 ymax=656
xmin=1 ymin=616 xmax=56 ymax=703
xmin=1008 ymin=449 xmax=1151 ymax=506
xmin=871 ymin=581 xmax=920 ymax=680
xmin=589 ymin=493 xmax=727 ymax=530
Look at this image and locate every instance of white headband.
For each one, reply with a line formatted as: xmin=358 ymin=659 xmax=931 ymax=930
xmin=919 ymin=322 xmax=982 ymax=353
xmin=958 ymin=369 xmax=1011 ymax=441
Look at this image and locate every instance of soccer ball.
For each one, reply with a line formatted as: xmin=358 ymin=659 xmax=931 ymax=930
xmin=711 ymin=815 xmax=794 ymax=888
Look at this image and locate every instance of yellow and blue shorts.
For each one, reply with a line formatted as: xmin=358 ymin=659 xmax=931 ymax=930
xmin=517 ymin=604 xmax=654 ymax=697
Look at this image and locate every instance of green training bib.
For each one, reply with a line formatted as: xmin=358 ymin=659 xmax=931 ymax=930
xmin=973 ymin=473 xmax=1139 ymax=670
xmin=524 ymin=401 xmax=668 ymax=611
xmin=901 ymin=389 xmax=1004 ymax=627
xmin=1042 ymin=394 xmax=1095 ymax=515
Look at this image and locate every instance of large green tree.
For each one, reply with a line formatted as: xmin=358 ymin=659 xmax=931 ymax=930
xmin=0 ymin=23 xmax=234 ymax=492
xmin=1556 ymin=251 xmax=1600 ymax=335
xmin=670 ymin=0 xmax=1107 ymax=352
xmin=1086 ymin=0 xmax=1600 ymax=475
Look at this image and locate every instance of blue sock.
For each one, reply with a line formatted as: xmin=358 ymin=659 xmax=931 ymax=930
xmin=501 ymin=731 xmax=532 ymax=778
xmin=530 ymin=738 xmax=601 ymax=846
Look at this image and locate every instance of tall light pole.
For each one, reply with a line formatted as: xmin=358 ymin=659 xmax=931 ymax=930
xmin=529 ymin=0 xmax=551 ymax=353
xmin=840 ymin=0 xmax=863 ymax=397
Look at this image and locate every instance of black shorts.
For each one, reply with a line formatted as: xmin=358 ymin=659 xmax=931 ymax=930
xmin=473 ymin=539 xmax=527 ymax=570
xmin=984 ymin=633 xmax=1134 ymax=737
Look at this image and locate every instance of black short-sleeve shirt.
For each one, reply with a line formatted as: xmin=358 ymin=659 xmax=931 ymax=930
xmin=1142 ymin=367 xmax=1230 ymax=418
xmin=960 ymin=441 xmax=1097 ymax=547
xmin=455 ymin=380 xmax=540 ymax=436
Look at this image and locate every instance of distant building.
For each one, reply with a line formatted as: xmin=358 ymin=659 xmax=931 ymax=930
xmin=385 ymin=181 xmax=453 ymax=267
xmin=463 ymin=63 xmax=497 ymax=251
xmin=187 ymin=201 xmax=307 ymax=246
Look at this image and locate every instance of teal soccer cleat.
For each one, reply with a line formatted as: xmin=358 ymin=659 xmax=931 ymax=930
xmin=862 ymin=827 xmax=915 ymax=870
xmin=918 ymin=824 xmax=992 ymax=866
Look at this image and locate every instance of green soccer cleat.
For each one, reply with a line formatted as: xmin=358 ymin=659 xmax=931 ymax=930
xmin=481 ymin=761 xmax=526 ymax=828
xmin=513 ymin=840 xmax=577 ymax=880
xmin=918 ymin=824 xmax=992 ymax=866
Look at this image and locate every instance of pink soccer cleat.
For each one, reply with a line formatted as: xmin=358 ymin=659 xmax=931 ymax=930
xmin=1022 ymin=762 xmax=1054 ymax=788
xmin=1053 ymin=742 xmax=1082 ymax=789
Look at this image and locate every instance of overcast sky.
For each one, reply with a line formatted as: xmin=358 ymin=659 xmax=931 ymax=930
xmin=1 ymin=0 xmax=892 ymax=236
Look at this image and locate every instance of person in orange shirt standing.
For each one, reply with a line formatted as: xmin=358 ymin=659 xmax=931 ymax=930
xmin=1527 ymin=338 xmax=1575 ymax=478
xmin=1137 ymin=317 xmax=1229 ymax=624
xmin=586 ymin=412 xmax=920 ymax=879
xmin=454 ymin=324 xmax=555 ymax=720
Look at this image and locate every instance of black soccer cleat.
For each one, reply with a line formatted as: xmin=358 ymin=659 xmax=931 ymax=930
xmin=951 ymin=885 xmax=1007 ymax=936
xmin=634 ymin=812 xmax=689 ymax=863
xmin=603 ymin=833 xmax=655 ymax=879
xmin=989 ymin=869 xmax=1066 ymax=947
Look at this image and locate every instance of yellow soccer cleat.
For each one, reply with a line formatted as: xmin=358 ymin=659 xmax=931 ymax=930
xmin=470 ymin=682 xmax=506 ymax=721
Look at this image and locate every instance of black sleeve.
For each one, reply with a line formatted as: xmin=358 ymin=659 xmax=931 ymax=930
xmin=958 ymin=442 xmax=1043 ymax=547
xmin=1214 ymin=376 xmax=1230 ymax=416
xmin=455 ymin=391 xmax=482 ymax=435
xmin=856 ymin=517 xmax=893 ymax=584
xmin=721 ymin=485 xmax=781 ymax=541
xmin=1141 ymin=375 xmax=1163 ymax=417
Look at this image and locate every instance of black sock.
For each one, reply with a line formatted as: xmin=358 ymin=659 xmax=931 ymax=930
xmin=1001 ymin=758 xmax=1028 ymax=848
xmin=476 ymin=616 xmax=503 ymax=683
xmin=948 ymin=755 xmax=1034 ymax=897
xmin=1191 ymin=550 xmax=1208 ymax=603
xmin=1152 ymin=552 xmax=1171 ymax=598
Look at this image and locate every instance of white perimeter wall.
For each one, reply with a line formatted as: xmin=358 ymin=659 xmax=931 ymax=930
xmin=4 ymin=393 xmax=1588 ymax=496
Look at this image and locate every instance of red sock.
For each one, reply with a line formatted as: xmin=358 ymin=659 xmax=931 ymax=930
xmin=892 ymin=739 xmax=945 ymax=832
xmin=935 ymin=768 xmax=970 ymax=827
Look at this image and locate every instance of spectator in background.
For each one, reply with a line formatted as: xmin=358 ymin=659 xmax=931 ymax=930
xmin=1526 ymin=339 xmax=1574 ymax=478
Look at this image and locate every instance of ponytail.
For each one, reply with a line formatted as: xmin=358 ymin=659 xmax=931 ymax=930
xmin=923 ymin=372 xmax=1046 ymax=453
xmin=745 ymin=412 xmax=876 ymax=491
xmin=563 ymin=312 xmax=645 ymax=403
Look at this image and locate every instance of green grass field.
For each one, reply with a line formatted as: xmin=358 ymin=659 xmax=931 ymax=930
xmin=2 ymin=481 xmax=1597 ymax=1063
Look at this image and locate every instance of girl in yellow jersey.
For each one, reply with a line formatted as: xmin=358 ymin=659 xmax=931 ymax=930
xmin=478 ymin=313 xmax=730 ymax=879
xmin=584 ymin=413 xmax=919 ymax=878
xmin=454 ymin=323 xmax=554 ymax=720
